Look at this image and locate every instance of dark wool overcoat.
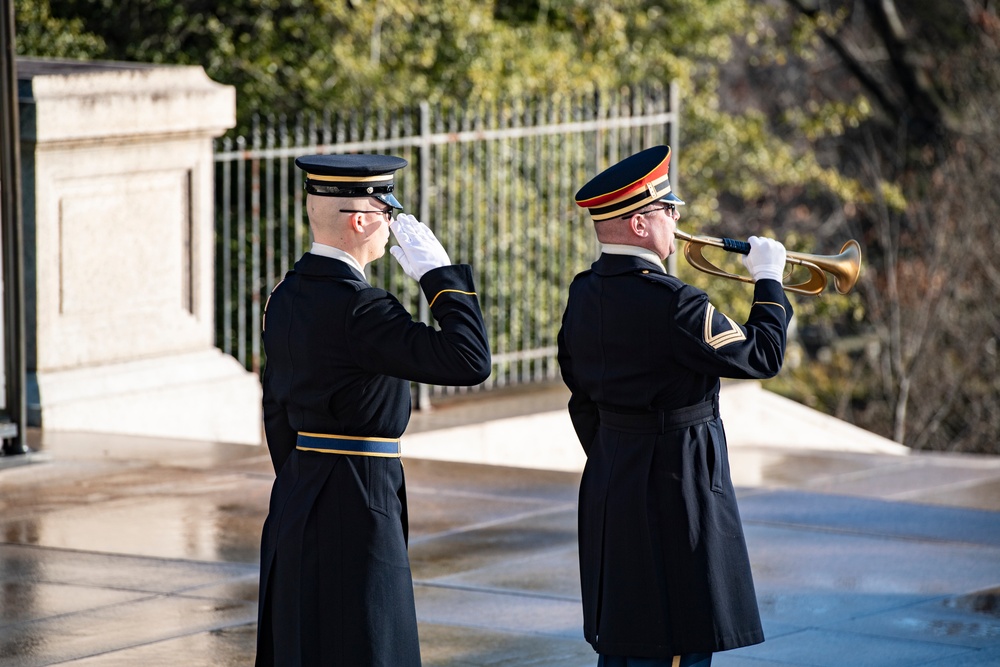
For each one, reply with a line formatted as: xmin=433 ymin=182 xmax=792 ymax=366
xmin=557 ymin=252 xmax=792 ymax=659
xmin=255 ymin=253 xmax=491 ymax=667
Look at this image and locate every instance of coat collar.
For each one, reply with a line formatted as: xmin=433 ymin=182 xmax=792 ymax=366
xmin=294 ymin=252 xmax=368 ymax=283
xmin=591 ymin=252 xmax=666 ymax=277
xmin=309 ymin=241 xmax=366 ymax=275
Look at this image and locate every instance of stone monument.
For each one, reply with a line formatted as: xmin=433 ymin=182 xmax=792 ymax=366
xmin=18 ymin=58 xmax=261 ymax=445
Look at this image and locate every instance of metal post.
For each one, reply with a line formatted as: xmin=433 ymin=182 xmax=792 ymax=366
xmin=0 ymin=0 xmax=28 ymax=455
xmin=667 ymin=80 xmax=680 ymax=278
xmin=416 ymin=101 xmax=431 ymax=411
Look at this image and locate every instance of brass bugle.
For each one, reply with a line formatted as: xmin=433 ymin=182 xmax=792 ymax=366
xmin=674 ymin=229 xmax=862 ymax=296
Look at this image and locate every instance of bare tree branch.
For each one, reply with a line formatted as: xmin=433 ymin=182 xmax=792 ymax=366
xmin=782 ymin=0 xmax=901 ymax=120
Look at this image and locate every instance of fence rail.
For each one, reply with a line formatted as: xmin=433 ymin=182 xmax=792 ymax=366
xmin=214 ymin=84 xmax=679 ymax=406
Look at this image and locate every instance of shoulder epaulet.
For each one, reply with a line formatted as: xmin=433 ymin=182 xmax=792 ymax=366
xmin=638 ymin=269 xmax=685 ymax=291
xmin=310 ymin=270 xmax=371 ymax=292
xmin=343 ymin=276 xmax=373 ymax=292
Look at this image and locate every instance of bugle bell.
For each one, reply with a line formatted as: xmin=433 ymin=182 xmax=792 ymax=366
xmin=673 ymin=229 xmax=862 ymax=296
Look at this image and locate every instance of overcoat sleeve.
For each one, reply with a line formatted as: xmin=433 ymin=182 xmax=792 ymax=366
xmin=557 ymin=306 xmax=598 ymax=455
xmin=669 ymin=278 xmax=793 ymax=380
xmin=261 ymin=277 xmax=298 ymax=473
xmin=345 ymin=264 xmax=492 ymax=386
xmin=262 ymin=361 xmax=297 ymax=473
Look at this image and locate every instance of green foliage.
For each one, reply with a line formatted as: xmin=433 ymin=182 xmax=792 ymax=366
xmin=17 ymin=0 xmax=867 ymax=212
xmin=767 ymin=346 xmax=869 ymax=416
xmin=13 ymin=0 xmax=105 ymax=58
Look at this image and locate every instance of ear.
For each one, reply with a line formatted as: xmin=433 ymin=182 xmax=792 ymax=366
xmin=349 ymin=213 xmax=365 ymax=233
xmin=629 ymin=213 xmax=648 ymax=238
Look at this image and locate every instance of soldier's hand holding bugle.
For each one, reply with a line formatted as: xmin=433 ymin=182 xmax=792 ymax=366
xmin=742 ymin=236 xmax=787 ymax=283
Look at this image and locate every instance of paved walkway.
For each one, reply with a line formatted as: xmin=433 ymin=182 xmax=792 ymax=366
xmin=1 ymin=386 xmax=999 ymax=666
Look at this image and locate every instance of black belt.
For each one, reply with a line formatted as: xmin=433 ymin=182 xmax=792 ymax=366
xmin=296 ymin=432 xmax=401 ymax=457
xmin=598 ymin=397 xmax=719 ymax=434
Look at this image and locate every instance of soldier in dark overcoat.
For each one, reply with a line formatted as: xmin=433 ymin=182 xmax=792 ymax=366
xmin=557 ymin=146 xmax=793 ymax=667
xmin=255 ymin=154 xmax=491 ymax=667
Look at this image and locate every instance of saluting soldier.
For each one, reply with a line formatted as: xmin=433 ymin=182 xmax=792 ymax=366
xmin=255 ymin=154 xmax=491 ymax=667
xmin=557 ymin=146 xmax=792 ymax=667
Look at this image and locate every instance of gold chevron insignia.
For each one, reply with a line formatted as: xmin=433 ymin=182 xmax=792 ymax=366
xmin=703 ymin=303 xmax=746 ymax=349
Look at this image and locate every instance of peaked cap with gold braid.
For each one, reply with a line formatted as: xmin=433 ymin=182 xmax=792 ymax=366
xmin=295 ymin=153 xmax=407 ymax=210
xmin=575 ymin=145 xmax=685 ymax=221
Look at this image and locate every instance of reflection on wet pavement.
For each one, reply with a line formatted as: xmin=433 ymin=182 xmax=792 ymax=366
xmin=0 ymin=411 xmax=999 ymax=666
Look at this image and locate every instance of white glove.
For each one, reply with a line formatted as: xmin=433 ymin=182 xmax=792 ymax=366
xmin=389 ymin=213 xmax=452 ymax=281
xmin=742 ymin=236 xmax=786 ymax=283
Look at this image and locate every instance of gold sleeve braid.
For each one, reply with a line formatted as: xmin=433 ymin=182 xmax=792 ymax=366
xmin=428 ymin=289 xmax=477 ymax=308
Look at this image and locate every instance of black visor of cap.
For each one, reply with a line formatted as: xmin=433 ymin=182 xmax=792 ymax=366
xmin=375 ymin=192 xmax=403 ymax=210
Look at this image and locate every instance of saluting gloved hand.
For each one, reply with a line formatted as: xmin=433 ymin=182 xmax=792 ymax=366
xmin=742 ymin=236 xmax=787 ymax=283
xmin=389 ymin=213 xmax=452 ymax=281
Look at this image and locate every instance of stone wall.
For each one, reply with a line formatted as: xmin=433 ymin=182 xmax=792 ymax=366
xmin=18 ymin=58 xmax=262 ymax=445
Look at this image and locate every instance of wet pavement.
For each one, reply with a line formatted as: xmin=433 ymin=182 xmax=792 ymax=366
xmin=1 ymin=386 xmax=999 ymax=666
